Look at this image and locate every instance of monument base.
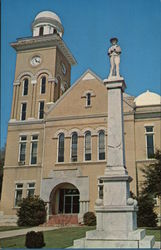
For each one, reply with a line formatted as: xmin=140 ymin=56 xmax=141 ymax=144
xmin=72 ymin=229 xmax=155 ymax=248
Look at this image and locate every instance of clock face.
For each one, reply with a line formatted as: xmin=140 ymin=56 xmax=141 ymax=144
xmin=30 ymin=56 xmax=42 ymax=66
xmin=61 ymin=63 xmax=67 ymax=75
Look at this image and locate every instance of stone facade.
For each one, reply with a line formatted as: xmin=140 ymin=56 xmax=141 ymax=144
xmin=0 ymin=11 xmax=161 ymax=225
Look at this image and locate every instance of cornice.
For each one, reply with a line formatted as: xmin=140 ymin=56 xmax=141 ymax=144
xmin=11 ymin=34 xmax=77 ymax=66
xmin=8 ymin=119 xmax=45 ymax=126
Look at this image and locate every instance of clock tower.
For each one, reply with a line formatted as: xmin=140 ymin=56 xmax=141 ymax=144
xmin=10 ymin=10 xmax=76 ymax=121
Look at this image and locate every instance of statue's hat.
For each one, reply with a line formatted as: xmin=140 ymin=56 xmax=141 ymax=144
xmin=110 ymin=37 xmax=118 ymax=43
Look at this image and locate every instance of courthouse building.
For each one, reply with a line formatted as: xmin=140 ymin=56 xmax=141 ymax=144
xmin=0 ymin=11 xmax=161 ymax=224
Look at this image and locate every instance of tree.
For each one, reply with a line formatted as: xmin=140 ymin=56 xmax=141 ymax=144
xmin=141 ymin=150 xmax=161 ymax=197
xmin=0 ymin=147 xmax=5 ymax=199
xmin=137 ymin=193 xmax=158 ymax=227
xmin=137 ymin=150 xmax=161 ymax=227
xmin=17 ymin=196 xmax=47 ymax=226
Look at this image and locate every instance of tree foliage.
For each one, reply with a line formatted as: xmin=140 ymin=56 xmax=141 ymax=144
xmin=137 ymin=193 xmax=158 ymax=227
xmin=137 ymin=150 xmax=161 ymax=227
xmin=0 ymin=147 xmax=5 ymax=198
xmin=25 ymin=231 xmax=45 ymax=248
xmin=17 ymin=196 xmax=47 ymax=226
xmin=141 ymin=150 xmax=161 ymax=196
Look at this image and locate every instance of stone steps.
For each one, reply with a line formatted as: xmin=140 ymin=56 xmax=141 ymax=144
xmin=46 ymin=214 xmax=79 ymax=226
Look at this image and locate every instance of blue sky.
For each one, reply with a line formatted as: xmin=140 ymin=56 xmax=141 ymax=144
xmin=1 ymin=0 xmax=161 ymax=148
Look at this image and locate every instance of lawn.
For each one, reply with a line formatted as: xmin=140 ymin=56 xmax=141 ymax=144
xmin=0 ymin=226 xmax=160 ymax=248
xmin=0 ymin=226 xmax=95 ymax=248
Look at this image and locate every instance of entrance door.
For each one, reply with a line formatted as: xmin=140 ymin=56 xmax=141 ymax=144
xmin=59 ymin=189 xmax=79 ymax=214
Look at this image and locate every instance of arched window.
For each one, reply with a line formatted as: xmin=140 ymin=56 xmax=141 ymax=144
xmin=39 ymin=26 xmax=44 ymax=36
xmin=53 ymin=28 xmax=57 ymax=34
xmin=40 ymin=76 xmax=46 ymax=94
xmin=23 ymin=78 xmax=28 ymax=96
xmin=98 ymin=131 xmax=105 ymax=160
xmin=58 ymin=133 xmax=64 ymax=162
xmin=85 ymin=131 xmax=91 ymax=161
xmin=71 ymin=132 xmax=78 ymax=162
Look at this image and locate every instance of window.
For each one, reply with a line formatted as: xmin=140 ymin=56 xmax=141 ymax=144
xmin=39 ymin=26 xmax=44 ymax=36
xmin=145 ymin=126 xmax=154 ymax=159
xmin=30 ymin=135 xmax=38 ymax=164
xmin=53 ymin=28 xmax=57 ymax=34
xmin=85 ymin=131 xmax=91 ymax=161
xmin=86 ymin=93 xmax=91 ymax=106
xmin=98 ymin=131 xmax=105 ymax=160
xmin=58 ymin=133 xmax=64 ymax=162
xmin=19 ymin=136 xmax=27 ymax=163
xmin=15 ymin=184 xmax=23 ymax=207
xmin=71 ymin=132 xmax=78 ymax=162
xmin=27 ymin=183 xmax=35 ymax=197
xmin=20 ymin=103 xmax=27 ymax=120
xmin=23 ymin=78 xmax=28 ymax=96
xmin=40 ymin=77 xmax=46 ymax=94
xmin=38 ymin=101 xmax=44 ymax=119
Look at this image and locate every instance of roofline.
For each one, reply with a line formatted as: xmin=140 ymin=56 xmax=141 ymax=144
xmin=46 ymin=69 xmax=104 ymax=115
xmin=10 ymin=34 xmax=77 ymax=66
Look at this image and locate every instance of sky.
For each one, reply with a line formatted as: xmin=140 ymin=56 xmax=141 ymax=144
xmin=1 ymin=0 xmax=161 ymax=148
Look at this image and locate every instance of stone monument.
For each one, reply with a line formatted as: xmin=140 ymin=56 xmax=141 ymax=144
xmin=72 ymin=38 xmax=155 ymax=248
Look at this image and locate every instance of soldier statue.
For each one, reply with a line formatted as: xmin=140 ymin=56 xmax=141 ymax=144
xmin=108 ymin=37 xmax=121 ymax=78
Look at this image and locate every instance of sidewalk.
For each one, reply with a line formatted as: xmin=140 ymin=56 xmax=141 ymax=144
xmin=0 ymin=226 xmax=57 ymax=239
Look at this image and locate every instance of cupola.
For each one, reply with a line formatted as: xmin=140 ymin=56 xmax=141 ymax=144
xmin=32 ymin=10 xmax=64 ymax=37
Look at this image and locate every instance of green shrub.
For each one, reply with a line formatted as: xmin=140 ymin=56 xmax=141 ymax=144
xmin=83 ymin=212 xmax=96 ymax=226
xmin=25 ymin=231 xmax=45 ymax=248
xmin=137 ymin=194 xmax=158 ymax=227
xmin=17 ymin=196 xmax=46 ymax=226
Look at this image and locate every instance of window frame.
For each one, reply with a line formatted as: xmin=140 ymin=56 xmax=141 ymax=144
xmin=145 ymin=126 xmax=155 ymax=159
xmin=18 ymin=135 xmax=27 ymax=164
xmin=30 ymin=135 xmax=39 ymax=165
xmin=20 ymin=102 xmax=27 ymax=121
xmin=27 ymin=182 xmax=35 ymax=197
xmin=38 ymin=100 xmax=45 ymax=119
xmin=71 ymin=132 xmax=78 ymax=162
xmin=14 ymin=183 xmax=23 ymax=207
xmin=98 ymin=130 xmax=106 ymax=161
xmin=58 ymin=133 xmax=65 ymax=163
xmin=39 ymin=26 xmax=44 ymax=36
xmin=84 ymin=131 xmax=92 ymax=161
xmin=40 ymin=76 xmax=46 ymax=94
xmin=22 ymin=78 xmax=29 ymax=96
xmin=86 ymin=93 xmax=91 ymax=107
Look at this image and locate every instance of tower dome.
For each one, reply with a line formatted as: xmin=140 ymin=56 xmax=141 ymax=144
xmin=32 ymin=10 xmax=64 ymax=37
xmin=134 ymin=90 xmax=161 ymax=106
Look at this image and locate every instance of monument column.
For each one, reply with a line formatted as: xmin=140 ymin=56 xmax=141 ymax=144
xmin=105 ymin=78 xmax=126 ymax=176
xmin=73 ymin=38 xmax=155 ymax=248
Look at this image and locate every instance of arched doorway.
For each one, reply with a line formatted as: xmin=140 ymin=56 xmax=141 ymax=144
xmin=49 ymin=183 xmax=80 ymax=215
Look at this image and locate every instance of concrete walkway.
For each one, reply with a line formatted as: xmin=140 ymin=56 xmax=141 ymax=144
xmin=0 ymin=226 xmax=57 ymax=239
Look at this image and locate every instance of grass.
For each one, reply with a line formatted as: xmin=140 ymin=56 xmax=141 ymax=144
xmin=0 ymin=226 xmax=160 ymax=248
xmin=0 ymin=226 xmax=95 ymax=248
xmin=146 ymin=228 xmax=161 ymax=242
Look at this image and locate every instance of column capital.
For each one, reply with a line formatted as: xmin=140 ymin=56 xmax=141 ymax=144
xmin=48 ymin=77 xmax=58 ymax=84
xmin=13 ymin=80 xmax=20 ymax=86
xmin=103 ymin=77 xmax=126 ymax=92
xmin=31 ymin=78 xmax=37 ymax=84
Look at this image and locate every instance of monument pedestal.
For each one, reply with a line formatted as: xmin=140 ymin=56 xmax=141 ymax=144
xmin=72 ymin=75 xmax=155 ymax=248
